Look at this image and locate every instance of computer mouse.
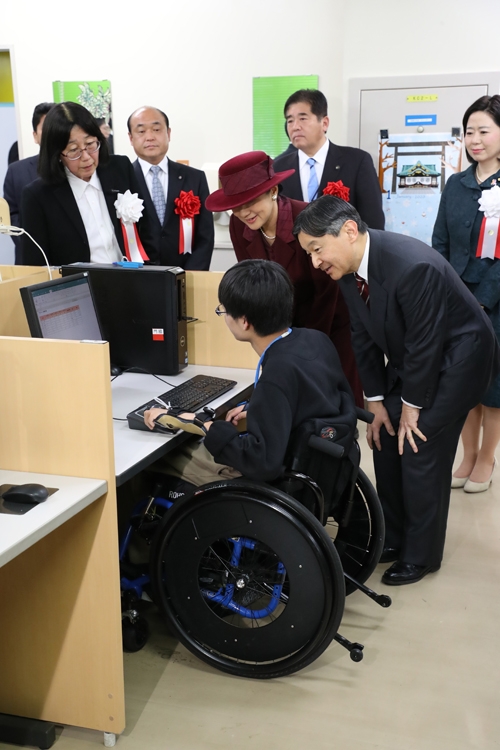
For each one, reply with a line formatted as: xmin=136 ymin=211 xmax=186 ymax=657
xmin=110 ymin=364 xmax=122 ymax=377
xmin=2 ymin=483 xmax=49 ymax=505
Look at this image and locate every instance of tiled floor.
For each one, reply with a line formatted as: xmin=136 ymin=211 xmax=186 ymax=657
xmin=5 ymin=435 xmax=499 ymax=750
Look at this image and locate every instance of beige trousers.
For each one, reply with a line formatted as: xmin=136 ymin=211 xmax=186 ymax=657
xmin=153 ymin=438 xmax=242 ymax=486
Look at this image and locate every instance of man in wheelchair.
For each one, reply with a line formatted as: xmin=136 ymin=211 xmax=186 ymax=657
xmin=143 ymin=258 xmax=356 ymax=486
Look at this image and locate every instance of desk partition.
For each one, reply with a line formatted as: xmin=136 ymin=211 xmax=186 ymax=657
xmin=0 ymin=336 xmax=125 ymax=735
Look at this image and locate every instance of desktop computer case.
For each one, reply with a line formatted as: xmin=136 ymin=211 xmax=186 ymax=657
xmin=60 ymin=264 xmax=188 ymax=375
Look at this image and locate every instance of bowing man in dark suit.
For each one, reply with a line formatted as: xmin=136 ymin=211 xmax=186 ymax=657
xmin=273 ymin=89 xmax=385 ymax=231
xmin=128 ymin=106 xmax=214 ymax=269
xmin=294 ymin=196 xmax=500 ymax=585
xmin=21 ymin=102 xmax=155 ymax=266
xmin=3 ymin=102 xmax=54 ymax=263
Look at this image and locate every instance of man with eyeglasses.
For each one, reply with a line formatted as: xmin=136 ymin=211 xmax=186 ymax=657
xmin=143 ymin=259 xmax=355 ymax=487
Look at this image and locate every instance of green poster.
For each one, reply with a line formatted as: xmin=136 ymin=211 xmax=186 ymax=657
xmin=253 ymin=75 xmax=319 ymax=157
xmin=52 ymin=80 xmax=112 ymax=123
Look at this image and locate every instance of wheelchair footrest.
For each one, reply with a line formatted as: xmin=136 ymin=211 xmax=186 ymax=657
xmin=334 ymin=632 xmax=364 ymax=662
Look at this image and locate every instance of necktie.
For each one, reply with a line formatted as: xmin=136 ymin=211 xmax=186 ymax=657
xmin=306 ymin=157 xmax=319 ymax=202
xmin=150 ymin=165 xmax=166 ymax=224
xmin=354 ymin=273 xmax=370 ymax=307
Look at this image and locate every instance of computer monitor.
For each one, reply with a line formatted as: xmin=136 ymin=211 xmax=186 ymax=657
xmin=20 ymin=273 xmax=104 ymax=341
xmin=60 ymin=264 xmax=188 ymax=375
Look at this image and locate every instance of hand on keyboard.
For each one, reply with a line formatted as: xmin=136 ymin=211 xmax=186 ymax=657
xmin=144 ymin=408 xmax=169 ymax=430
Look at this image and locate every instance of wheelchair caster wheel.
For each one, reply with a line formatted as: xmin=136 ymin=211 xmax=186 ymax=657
xmin=377 ymin=594 xmax=392 ymax=608
xmin=122 ymin=613 xmax=149 ymax=652
xmin=350 ymin=648 xmax=364 ymax=662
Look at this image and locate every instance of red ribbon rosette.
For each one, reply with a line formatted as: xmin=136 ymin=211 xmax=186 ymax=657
xmin=174 ymin=190 xmax=201 ymax=219
xmin=323 ymin=180 xmax=350 ymax=202
xmin=174 ymin=191 xmax=201 ymax=255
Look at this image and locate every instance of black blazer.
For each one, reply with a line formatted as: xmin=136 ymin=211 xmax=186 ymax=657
xmin=3 ymin=155 xmax=39 ymax=262
xmin=339 ymin=229 xmax=499 ymax=409
xmin=273 ymin=140 xmax=385 ymax=230
xmin=20 ymin=155 xmax=156 ymax=266
xmin=132 ymin=158 xmax=214 ymax=270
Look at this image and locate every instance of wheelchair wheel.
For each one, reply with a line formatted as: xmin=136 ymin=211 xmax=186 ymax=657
xmin=327 ymin=468 xmax=384 ymax=595
xmin=150 ymin=480 xmax=345 ymax=679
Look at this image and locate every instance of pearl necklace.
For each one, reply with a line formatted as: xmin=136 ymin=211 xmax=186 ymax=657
xmin=260 ymin=228 xmax=276 ymax=240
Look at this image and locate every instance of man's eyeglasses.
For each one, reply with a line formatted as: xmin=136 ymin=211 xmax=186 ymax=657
xmin=215 ymin=304 xmax=227 ymax=316
xmin=62 ymin=140 xmax=101 ymax=161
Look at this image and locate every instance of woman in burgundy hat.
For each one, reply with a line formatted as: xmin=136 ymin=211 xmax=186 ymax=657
xmin=206 ymin=150 xmax=363 ymax=405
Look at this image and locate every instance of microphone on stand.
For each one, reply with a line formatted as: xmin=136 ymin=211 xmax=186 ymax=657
xmin=0 ymin=225 xmax=53 ymax=280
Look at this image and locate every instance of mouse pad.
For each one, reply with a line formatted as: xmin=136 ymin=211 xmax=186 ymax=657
xmin=0 ymin=485 xmax=58 ymax=515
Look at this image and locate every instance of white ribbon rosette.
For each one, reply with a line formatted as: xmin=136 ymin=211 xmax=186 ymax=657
xmin=477 ymin=184 xmax=500 ymax=260
xmin=114 ymin=190 xmax=149 ymax=262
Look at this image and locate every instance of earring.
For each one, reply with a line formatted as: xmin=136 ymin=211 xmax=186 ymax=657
xmin=272 ymin=193 xmax=277 ymax=201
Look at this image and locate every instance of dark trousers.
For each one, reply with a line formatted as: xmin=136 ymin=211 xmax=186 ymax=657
xmin=374 ymin=384 xmax=467 ymax=567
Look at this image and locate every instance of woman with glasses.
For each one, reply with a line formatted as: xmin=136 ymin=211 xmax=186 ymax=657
xmin=21 ymin=101 xmax=154 ymax=265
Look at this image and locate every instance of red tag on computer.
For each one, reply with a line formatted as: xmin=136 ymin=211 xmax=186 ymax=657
xmin=152 ymin=328 xmax=165 ymax=341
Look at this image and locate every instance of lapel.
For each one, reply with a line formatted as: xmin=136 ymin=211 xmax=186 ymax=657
xmin=97 ymin=164 xmax=123 ymax=240
xmin=133 ymin=159 xmax=161 ymax=229
xmin=283 ymin=152 xmax=302 ymax=198
xmin=166 ymin=159 xmax=185 ymax=227
xmin=343 ymin=272 xmax=374 ymax=336
xmin=318 ymin=142 xmax=342 ymax=194
xmin=366 ymin=230 xmax=389 ymax=356
xmin=52 ymin=181 xmax=88 ymax=245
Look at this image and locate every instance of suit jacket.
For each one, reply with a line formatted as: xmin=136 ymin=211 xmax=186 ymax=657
xmin=3 ymin=154 xmax=39 ymax=262
xmin=339 ymin=229 xmax=499 ymax=409
xmin=273 ymin=141 xmax=385 ymax=230
xmin=133 ymin=158 xmax=214 ymax=270
xmin=20 ymin=155 xmax=156 ymax=266
xmin=432 ymin=164 xmax=500 ymax=312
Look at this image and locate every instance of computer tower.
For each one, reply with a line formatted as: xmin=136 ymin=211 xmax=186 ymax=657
xmin=60 ymin=264 xmax=187 ymax=375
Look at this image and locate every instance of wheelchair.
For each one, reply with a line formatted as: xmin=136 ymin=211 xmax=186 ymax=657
xmin=120 ymin=402 xmax=391 ymax=679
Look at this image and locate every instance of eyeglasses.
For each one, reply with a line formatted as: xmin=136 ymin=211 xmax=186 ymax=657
xmin=215 ymin=304 xmax=227 ymax=316
xmin=62 ymin=140 xmax=101 ymax=161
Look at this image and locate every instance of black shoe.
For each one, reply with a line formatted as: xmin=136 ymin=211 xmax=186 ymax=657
xmin=378 ymin=547 xmax=400 ymax=564
xmin=381 ymin=561 xmax=440 ymax=586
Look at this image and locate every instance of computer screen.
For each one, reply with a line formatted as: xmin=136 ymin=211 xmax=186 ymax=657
xmin=20 ymin=273 xmax=104 ymax=341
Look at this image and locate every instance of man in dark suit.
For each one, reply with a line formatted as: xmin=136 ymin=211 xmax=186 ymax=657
xmin=3 ymin=102 xmax=54 ymax=263
xmin=274 ymin=89 xmax=384 ymax=230
xmin=294 ymin=196 xmax=499 ymax=585
xmin=128 ymin=106 xmax=214 ymax=269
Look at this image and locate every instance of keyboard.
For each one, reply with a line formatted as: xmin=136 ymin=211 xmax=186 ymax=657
xmin=127 ymin=375 xmax=238 ymax=433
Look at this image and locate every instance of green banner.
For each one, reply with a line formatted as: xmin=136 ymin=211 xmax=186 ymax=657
xmin=52 ymin=80 xmax=112 ymax=123
xmin=253 ymin=75 xmax=318 ymax=157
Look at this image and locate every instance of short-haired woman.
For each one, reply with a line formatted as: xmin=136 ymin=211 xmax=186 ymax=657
xmin=21 ymin=101 xmax=154 ymax=266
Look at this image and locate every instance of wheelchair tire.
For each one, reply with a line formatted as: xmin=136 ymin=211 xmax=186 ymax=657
xmin=328 ymin=468 xmax=385 ymax=595
xmin=150 ymin=480 xmax=346 ymax=679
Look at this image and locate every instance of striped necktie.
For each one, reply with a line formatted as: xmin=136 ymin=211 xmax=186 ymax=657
xmin=354 ymin=273 xmax=370 ymax=307
xmin=306 ymin=158 xmax=319 ymax=202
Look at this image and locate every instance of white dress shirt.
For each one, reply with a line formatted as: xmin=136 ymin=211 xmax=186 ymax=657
xmin=65 ymin=168 xmax=122 ymax=263
xmin=298 ymin=138 xmax=330 ymax=202
xmin=138 ymin=155 xmax=169 ymax=202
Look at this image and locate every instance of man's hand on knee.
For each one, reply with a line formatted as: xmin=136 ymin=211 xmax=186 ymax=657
xmin=366 ymin=401 xmax=395 ymax=451
xmin=398 ymin=403 xmax=427 ymax=455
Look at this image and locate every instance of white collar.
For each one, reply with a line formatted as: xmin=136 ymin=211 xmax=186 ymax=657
xmin=356 ymin=231 xmax=370 ymax=281
xmin=298 ymin=137 xmax=329 ymax=168
xmin=138 ymin=154 xmax=169 ymax=178
xmin=65 ymin=166 xmax=101 ymax=199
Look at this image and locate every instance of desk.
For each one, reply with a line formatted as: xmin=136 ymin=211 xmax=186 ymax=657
xmin=112 ymin=365 xmax=254 ymax=486
xmin=0 ymin=470 xmax=107 ymax=568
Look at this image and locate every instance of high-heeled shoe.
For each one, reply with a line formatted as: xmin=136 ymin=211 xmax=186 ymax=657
xmin=463 ymin=457 xmax=497 ymax=494
xmin=451 ymin=474 xmax=469 ymax=489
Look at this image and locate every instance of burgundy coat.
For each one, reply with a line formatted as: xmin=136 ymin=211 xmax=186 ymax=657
xmin=229 ymin=195 xmax=363 ymax=405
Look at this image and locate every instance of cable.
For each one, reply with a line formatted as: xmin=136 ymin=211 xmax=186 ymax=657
xmin=0 ymin=224 xmax=52 ymax=279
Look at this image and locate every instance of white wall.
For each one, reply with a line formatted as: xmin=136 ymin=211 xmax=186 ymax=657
xmin=3 ymin=0 xmax=500 ymax=168
xmin=3 ymin=0 xmax=346 ymax=167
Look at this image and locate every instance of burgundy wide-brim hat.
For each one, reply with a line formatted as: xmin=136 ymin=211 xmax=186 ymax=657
xmin=205 ymin=151 xmax=295 ymax=212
